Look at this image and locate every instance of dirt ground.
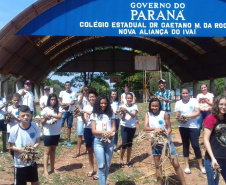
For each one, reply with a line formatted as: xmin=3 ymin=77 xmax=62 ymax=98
xmin=0 ymin=119 xmax=224 ymax=185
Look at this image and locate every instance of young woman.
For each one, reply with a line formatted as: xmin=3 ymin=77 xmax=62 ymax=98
xmin=204 ymin=94 xmax=226 ymax=185
xmin=81 ymin=88 xmax=98 ymax=180
xmin=41 ymin=94 xmax=62 ymax=177
xmin=119 ymin=93 xmax=138 ymax=168
xmin=144 ymin=98 xmax=185 ymax=185
xmin=91 ymin=95 xmax=116 ymax=185
xmin=197 ymin=83 xmax=214 ymax=134
xmin=110 ymin=90 xmax=120 ymax=152
xmin=175 ymin=87 xmax=205 ymax=174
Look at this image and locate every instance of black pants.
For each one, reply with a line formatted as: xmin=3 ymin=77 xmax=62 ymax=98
xmin=121 ymin=125 xmax=136 ymax=149
xmin=179 ymin=127 xmax=202 ymax=159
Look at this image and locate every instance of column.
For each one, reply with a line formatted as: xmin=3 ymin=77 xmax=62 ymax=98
xmin=40 ymin=85 xmax=44 ymax=97
xmin=193 ymin=81 xmax=198 ymax=98
xmin=210 ymin=78 xmax=215 ymax=94
xmin=34 ymin=84 xmax=40 ymax=102
xmin=14 ymin=80 xmax=23 ymax=92
xmin=0 ymin=73 xmax=9 ymax=100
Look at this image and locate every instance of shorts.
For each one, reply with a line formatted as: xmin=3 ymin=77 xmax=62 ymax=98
xmin=77 ymin=120 xmax=84 ymax=136
xmin=121 ymin=125 xmax=136 ymax=149
xmin=84 ymin=128 xmax=94 ymax=148
xmin=44 ymin=135 xmax=60 ymax=146
xmin=15 ymin=162 xmax=38 ymax=185
xmin=0 ymin=119 xmax=7 ymax=132
xmin=152 ymin=141 xmax=177 ymax=156
xmin=61 ymin=112 xmax=73 ymax=128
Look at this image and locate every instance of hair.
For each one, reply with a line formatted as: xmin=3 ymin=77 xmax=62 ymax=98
xmin=180 ymin=86 xmax=190 ymax=93
xmin=148 ymin=98 xmax=162 ymax=115
xmin=19 ymin=105 xmax=30 ymax=113
xmin=12 ymin=93 xmax=21 ymax=100
xmin=124 ymin=84 xmax=130 ymax=88
xmin=200 ymin=82 xmax=208 ymax=89
xmin=88 ymin=87 xmax=98 ymax=97
xmin=47 ymin=93 xmax=59 ymax=114
xmin=93 ymin=95 xmax=113 ymax=117
xmin=110 ymin=90 xmax=118 ymax=103
xmin=65 ymin=81 xmax=71 ymax=85
xmin=211 ymin=94 xmax=226 ymax=119
xmin=126 ymin=92 xmax=133 ymax=99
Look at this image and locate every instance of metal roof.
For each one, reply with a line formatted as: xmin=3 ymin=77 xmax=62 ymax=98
xmin=0 ymin=0 xmax=226 ymax=83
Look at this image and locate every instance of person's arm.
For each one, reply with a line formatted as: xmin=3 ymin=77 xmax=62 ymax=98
xmin=204 ymin=128 xmax=219 ymax=168
xmin=33 ymin=102 xmax=36 ymax=117
xmin=205 ymin=96 xmax=214 ymax=106
xmin=120 ymin=111 xmax=126 ymax=120
xmin=185 ymin=107 xmax=200 ymax=119
xmin=164 ymin=113 xmax=172 ymax=136
xmin=121 ymin=94 xmax=124 ymax=105
xmin=33 ymin=137 xmax=40 ymax=149
xmin=81 ymin=111 xmax=88 ymax=124
xmin=51 ymin=112 xmax=62 ymax=119
xmin=132 ymin=93 xmax=136 ymax=104
xmin=59 ymin=98 xmax=63 ymax=106
xmin=9 ymin=143 xmax=23 ymax=153
xmin=78 ymin=95 xmax=84 ymax=105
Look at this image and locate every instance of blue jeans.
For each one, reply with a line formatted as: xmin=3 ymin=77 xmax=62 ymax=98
xmin=94 ymin=137 xmax=114 ymax=185
xmin=197 ymin=111 xmax=211 ymax=130
xmin=77 ymin=120 xmax=84 ymax=136
xmin=205 ymin=158 xmax=226 ymax=185
xmin=61 ymin=112 xmax=73 ymax=128
xmin=152 ymin=141 xmax=177 ymax=156
xmin=114 ymin=118 xmax=120 ymax=147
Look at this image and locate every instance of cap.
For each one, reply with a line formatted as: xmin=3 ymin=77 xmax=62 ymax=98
xmin=158 ymin=79 xmax=166 ymax=83
xmin=44 ymin=86 xmax=50 ymax=90
xmin=24 ymin=80 xmax=32 ymax=85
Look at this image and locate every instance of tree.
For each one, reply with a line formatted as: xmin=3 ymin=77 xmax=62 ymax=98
xmin=44 ymin=78 xmax=65 ymax=96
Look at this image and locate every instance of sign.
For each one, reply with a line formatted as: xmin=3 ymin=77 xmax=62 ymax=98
xmin=17 ymin=0 xmax=226 ymax=37
xmin=110 ymin=75 xmax=121 ymax=83
xmin=135 ymin=56 xmax=159 ymax=71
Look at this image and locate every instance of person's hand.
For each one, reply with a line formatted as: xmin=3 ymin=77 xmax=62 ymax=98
xmin=211 ymin=158 xmax=219 ymax=169
xmin=21 ymin=90 xmax=27 ymax=96
xmin=103 ymin=131 xmax=112 ymax=137
xmin=154 ymin=128 xmax=161 ymax=134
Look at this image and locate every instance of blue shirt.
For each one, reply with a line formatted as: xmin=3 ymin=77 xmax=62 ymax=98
xmin=155 ymin=89 xmax=172 ymax=112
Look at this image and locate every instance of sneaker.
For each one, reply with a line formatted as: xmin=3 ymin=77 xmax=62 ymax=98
xmin=67 ymin=141 xmax=71 ymax=147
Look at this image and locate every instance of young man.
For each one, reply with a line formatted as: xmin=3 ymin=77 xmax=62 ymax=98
xmin=0 ymin=96 xmax=7 ymax=152
xmin=18 ymin=80 xmax=36 ymax=117
xmin=39 ymin=86 xmax=50 ymax=111
xmin=9 ymin=105 xmax=41 ymax=185
xmin=155 ymin=79 xmax=172 ymax=116
xmin=59 ymin=81 xmax=76 ymax=147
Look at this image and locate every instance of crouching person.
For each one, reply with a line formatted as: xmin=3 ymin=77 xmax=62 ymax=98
xmin=9 ymin=105 xmax=41 ymax=185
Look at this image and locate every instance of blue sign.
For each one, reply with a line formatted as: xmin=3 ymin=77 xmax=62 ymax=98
xmin=17 ymin=0 xmax=226 ymax=37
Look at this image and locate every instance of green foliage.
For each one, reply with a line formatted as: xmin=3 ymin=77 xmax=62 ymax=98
xmin=215 ymin=78 xmax=225 ymax=96
xmin=44 ymin=78 xmax=65 ymax=96
xmin=89 ymin=76 xmax=110 ymax=96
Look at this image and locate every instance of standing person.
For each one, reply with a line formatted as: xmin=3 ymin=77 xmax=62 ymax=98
xmin=175 ymin=87 xmax=205 ymax=174
xmin=0 ymin=96 xmax=7 ymax=152
xmin=119 ymin=93 xmax=138 ymax=168
xmin=74 ymin=86 xmax=89 ymax=158
xmin=80 ymin=88 xmax=98 ymax=180
xmin=110 ymin=90 xmax=120 ymax=152
xmin=144 ymin=98 xmax=186 ymax=185
xmin=41 ymin=94 xmax=62 ymax=177
xmin=9 ymin=105 xmax=41 ymax=185
xmin=40 ymin=86 xmax=51 ymax=111
xmin=155 ymin=79 xmax=172 ymax=116
xmin=203 ymin=94 xmax=226 ymax=185
xmin=59 ymin=81 xmax=76 ymax=147
xmin=91 ymin=95 xmax=116 ymax=185
xmin=18 ymin=80 xmax=36 ymax=117
xmin=197 ymin=83 xmax=214 ymax=134
xmin=121 ymin=84 xmax=140 ymax=135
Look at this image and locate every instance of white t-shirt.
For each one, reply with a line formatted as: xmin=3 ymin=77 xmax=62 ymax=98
xmin=59 ymin=90 xmax=76 ymax=112
xmin=7 ymin=105 xmax=19 ymax=133
xmin=175 ymin=98 xmax=200 ymax=128
xmin=120 ymin=104 xmax=138 ymax=128
xmin=0 ymin=97 xmax=6 ymax=120
xmin=8 ymin=122 xmax=41 ymax=168
xmin=90 ymin=113 xmax=115 ymax=138
xmin=196 ymin=92 xmax=214 ymax=111
xmin=147 ymin=111 xmax=172 ymax=142
xmin=18 ymin=89 xmax=34 ymax=111
xmin=77 ymin=95 xmax=89 ymax=121
xmin=83 ymin=105 xmax=93 ymax=129
xmin=40 ymin=95 xmax=49 ymax=108
xmin=41 ymin=107 xmax=63 ymax=135
xmin=111 ymin=101 xmax=120 ymax=119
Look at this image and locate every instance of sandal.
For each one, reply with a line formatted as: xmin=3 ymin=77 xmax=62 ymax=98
xmin=120 ymin=163 xmax=124 ymax=168
xmin=201 ymin=168 xmax=206 ymax=174
xmin=87 ymin=171 xmax=94 ymax=177
xmin=93 ymin=174 xmax=99 ymax=180
xmin=127 ymin=162 xmax=132 ymax=168
xmin=184 ymin=168 xmax=191 ymax=174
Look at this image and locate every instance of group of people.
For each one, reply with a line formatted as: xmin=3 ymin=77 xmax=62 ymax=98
xmin=0 ymin=78 xmax=225 ymax=185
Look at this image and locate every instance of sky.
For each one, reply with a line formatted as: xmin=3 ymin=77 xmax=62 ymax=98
xmin=0 ymin=0 xmax=82 ymax=92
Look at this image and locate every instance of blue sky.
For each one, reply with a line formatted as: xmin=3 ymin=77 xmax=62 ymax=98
xmin=0 ymin=0 xmax=79 ymax=91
